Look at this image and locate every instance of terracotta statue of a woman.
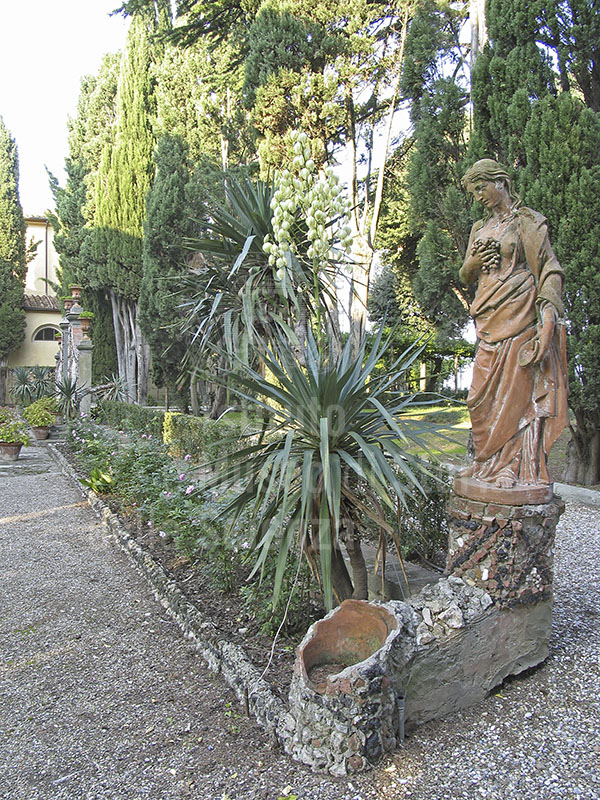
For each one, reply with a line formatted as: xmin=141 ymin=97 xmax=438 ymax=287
xmin=459 ymin=159 xmax=569 ymax=491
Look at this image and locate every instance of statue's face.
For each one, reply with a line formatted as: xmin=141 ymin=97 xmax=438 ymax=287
xmin=468 ymin=179 xmax=506 ymax=212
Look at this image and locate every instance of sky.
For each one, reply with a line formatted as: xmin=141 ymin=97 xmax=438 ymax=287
xmin=0 ymin=1 xmax=129 ymax=215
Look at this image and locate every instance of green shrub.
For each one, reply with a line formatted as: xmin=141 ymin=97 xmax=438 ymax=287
xmin=96 ymin=400 xmax=165 ymax=438
xmin=0 ymin=417 xmax=31 ymax=445
xmin=23 ymin=399 xmax=56 ymax=427
xmin=162 ymin=411 xmax=244 ymax=463
xmin=397 ymin=468 xmax=451 ymax=563
xmin=0 ymin=407 xmax=15 ymax=424
xmin=239 ymin=549 xmax=319 ymax=637
xmin=37 ymin=395 xmax=58 ymax=414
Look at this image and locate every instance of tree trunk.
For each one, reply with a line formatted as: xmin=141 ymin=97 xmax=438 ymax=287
xmin=419 ymin=361 xmax=427 ymax=392
xmin=209 ymin=357 xmax=229 ymax=419
xmin=134 ymin=308 xmax=150 ymax=405
xmin=562 ymin=413 xmax=600 ymax=486
xmin=426 ymin=355 xmax=443 ymax=393
xmin=110 ymin=292 xmax=136 ymax=402
xmin=0 ymin=359 xmax=6 ymax=405
xmin=209 ymin=383 xmax=228 ymax=419
xmin=331 ymin=546 xmax=354 ymax=604
xmin=349 ymin=233 xmax=374 ymax=356
xmin=345 ymin=533 xmax=368 ymax=600
xmin=470 ymin=0 xmax=487 ymax=66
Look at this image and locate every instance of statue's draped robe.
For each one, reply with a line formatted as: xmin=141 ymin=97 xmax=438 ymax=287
xmin=465 ymin=208 xmax=569 ymax=485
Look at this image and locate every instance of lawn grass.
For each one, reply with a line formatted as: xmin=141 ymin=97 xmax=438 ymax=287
xmin=399 ymin=404 xmax=471 ymax=464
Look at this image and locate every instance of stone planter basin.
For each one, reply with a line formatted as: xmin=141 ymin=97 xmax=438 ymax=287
xmin=299 ymin=599 xmax=400 ymax=692
xmin=284 ymin=599 xmax=417 ymax=775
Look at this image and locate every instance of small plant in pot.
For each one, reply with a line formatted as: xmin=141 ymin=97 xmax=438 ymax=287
xmin=0 ymin=415 xmax=31 ymax=461
xmin=23 ymin=401 xmax=55 ymax=440
xmin=79 ymin=310 xmax=94 ymax=334
xmin=37 ymin=395 xmax=61 ymax=424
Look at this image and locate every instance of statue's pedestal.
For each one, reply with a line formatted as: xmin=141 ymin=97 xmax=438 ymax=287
xmin=448 ymin=477 xmax=565 ymax=607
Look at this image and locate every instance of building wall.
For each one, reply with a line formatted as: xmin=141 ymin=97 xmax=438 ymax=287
xmin=24 ymin=217 xmax=60 ymax=295
xmin=6 ymin=217 xmax=62 ymax=370
xmin=6 ymin=311 xmax=61 ymax=368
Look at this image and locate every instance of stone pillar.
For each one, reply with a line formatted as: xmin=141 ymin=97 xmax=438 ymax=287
xmin=67 ymin=303 xmax=82 ymax=384
xmin=59 ymin=318 xmax=70 ymax=384
xmin=77 ymin=336 xmax=93 ymax=416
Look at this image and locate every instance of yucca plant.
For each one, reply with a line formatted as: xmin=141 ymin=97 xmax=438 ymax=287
xmin=10 ymin=367 xmax=34 ymax=407
xmin=29 ymin=366 xmax=54 ymax=400
xmin=56 ymin=376 xmax=89 ymax=421
xmin=179 ymin=175 xmax=338 ymax=371
xmin=203 ymin=328 xmax=450 ymax=609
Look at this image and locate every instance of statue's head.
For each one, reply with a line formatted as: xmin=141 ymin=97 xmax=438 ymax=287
xmin=462 ymin=158 xmax=521 ymax=212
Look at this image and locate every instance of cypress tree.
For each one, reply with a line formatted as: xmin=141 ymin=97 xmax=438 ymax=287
xmin=379 ymin=1 xmax=472 ymax=341
xmin=469 ymin=0 xmax=556 ymax=166
xmin=138 ymin=134 xmax=191 ymax=398
xmin=91 ymin=14 xmax=157 ymax=402
xmin=0 ymin=117 xmax=27 ymax=403
xmin=521 ymin=92 xmax=600 ymax=484
xmin=49 ymin=56 xmax=121 ymax=382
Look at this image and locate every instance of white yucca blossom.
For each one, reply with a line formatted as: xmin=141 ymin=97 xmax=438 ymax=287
xmin=266 ymin=129 xmax=353 ymax=277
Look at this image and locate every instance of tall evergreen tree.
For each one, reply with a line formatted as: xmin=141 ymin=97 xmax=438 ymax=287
xmin=118 ymin=0 xmax=420 ymax=349
xmin=90 ymin=14 xmax=157 ymax=402
xmin=521 ymin=91 xmax=600 ymax=484
xmin=469 ymin=0 xmax=556 ymax=166
xmin=378 ymin=1 xmax=472 ymax=342
xmin=139 ymin=135 xmax=191 ymax=399
xmin=0 ymin=117 xmax=27 ymax=403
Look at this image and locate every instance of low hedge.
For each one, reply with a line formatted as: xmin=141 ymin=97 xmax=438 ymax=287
xmin=95 ymin=402 xmax=246 ymax=465
xmin=162 ymin=411 xmax=245 ymax=464
xmin=96 ymin=400 xmax=165 ymax=438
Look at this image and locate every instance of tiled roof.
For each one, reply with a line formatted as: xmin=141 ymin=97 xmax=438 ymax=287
xmin=23 ymin=294 xmax=61 ymax=311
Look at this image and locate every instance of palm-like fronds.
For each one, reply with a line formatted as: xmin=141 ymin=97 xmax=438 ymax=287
xmin=178 ymin=176 xmax=337 ymax=367
xmin=202 ymin=328 xmax=449 ymax=609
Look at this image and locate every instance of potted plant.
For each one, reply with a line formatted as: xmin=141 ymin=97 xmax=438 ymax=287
xmin=0 ymin=413 xmax=31 ymax=461
xmin=22 ymin=401 xmax=55 ymax=440
xmin=69 ymin=284 xmax=83 ymax=301
xmin=38 ymin=395 xmax=61 ymax=425
xmin=79 ymin=310 xmax=94 ymax=335
xmin=62 ymin=295 xmax=74 ymax=312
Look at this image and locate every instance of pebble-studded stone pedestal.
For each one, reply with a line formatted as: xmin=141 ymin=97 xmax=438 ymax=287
xmin=446 ymin=490 xmax=565 ymax=607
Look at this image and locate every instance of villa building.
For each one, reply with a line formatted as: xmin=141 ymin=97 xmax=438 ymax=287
xmin=7 ymin=215 xmax=62 ymax=369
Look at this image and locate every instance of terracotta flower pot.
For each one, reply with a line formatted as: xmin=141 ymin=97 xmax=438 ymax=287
xmin=0 ymin=442 xmax=23 ymax=462
xmin=70 ymin=285 xmax=82 ymax=301
xmin=80 ymin=317 xmax=92 ymax=334
xmin=32 ymin=426 xmax=50 ymax=440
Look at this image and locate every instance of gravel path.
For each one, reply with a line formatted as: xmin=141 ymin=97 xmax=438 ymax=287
xmin=0 ymin=442 xmax=598 ymax=800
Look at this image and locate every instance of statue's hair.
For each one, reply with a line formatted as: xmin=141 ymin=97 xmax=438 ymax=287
xmin=462 ymin=158 xmax=522 ymax=213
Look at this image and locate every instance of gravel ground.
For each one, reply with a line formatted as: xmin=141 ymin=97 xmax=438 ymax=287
xmin=0 ymin=442 xmax=598 ymax=800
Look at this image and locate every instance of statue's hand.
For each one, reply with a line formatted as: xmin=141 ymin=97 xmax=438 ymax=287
xmin=534 ymin=305 xmax=557 ymax=363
